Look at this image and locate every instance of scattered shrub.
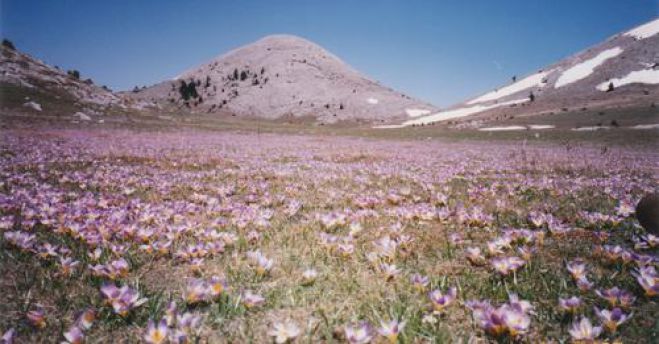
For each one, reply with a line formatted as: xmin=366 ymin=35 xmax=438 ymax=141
xmin=606 ymin=82 xmax=614 ymax=92
xmin=2 ymin=38 xmax=15 ymax=50
xmin=68 ymin=70 xmax=80 ymax=80
xmin=178 ymin=80 xmax=199 ymax=101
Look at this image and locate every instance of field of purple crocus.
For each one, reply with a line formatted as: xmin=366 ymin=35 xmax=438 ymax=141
xmin=1 ymin=128 xmax=657 ymax=343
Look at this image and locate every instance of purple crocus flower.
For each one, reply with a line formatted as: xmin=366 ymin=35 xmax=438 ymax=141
xmin=428 ymin=287 xmax=458 ymax=312
xmin=568 ymin=317 xmax=602 ymax=341
xmin=62 ymin=326 xmax=84 ymax=344
xmin=344 ymin=321 xmax=373 ymax=344
xmin=594 ymin=307 xmax=632 ymax=333
xmin=595 ymin=287 xmax=636 ymax=308
xmin=143 ymin=319 xmax=168 ymax=344
xmin=490 ymin=256 xmax=525 ymax=275
xmin=409 ymin=273 xmax=429 ymax=292
xmin=632 ymin=265 xmax=658 ymax=297
xmin=558 ymin=296 xmax=582 ymax=313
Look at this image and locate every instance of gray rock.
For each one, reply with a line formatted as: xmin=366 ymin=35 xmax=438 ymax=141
xmin=636 ymin=193 xmax=659 ymax=235
xmin=22 ymin=101 xmax=42 ymax=111
xmin=74 ymin=112 xmax=91 ymax=121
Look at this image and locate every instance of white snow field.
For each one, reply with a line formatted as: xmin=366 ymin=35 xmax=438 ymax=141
xmin=405 ymin=109 xmax=432 ymax=117
xmin=366 ymin=98 xmax=379 ymax=105
xmin=572 ymin=126 xmax=610 ymax=132
xmin=467 ymin=70 xmax=551 ymax=104
xmin=631 ymin=124 xmax=659 ymax=130
xmin=555 ymin=47 xmax=623 ymax=88
xmin=372 ymin=124 xmax=407 ymax=129
xmin=478 ymin=126 xmax=526 ymax=132
xmin=401 ymin=98 xmax=529 ymax=126
xmin=624 ymin=18 xmax=659 ymax=40
xmin=596 ymin=69 xmax=659 ymax=91
xmin=478 ymin=124 xmax=555 ymax=131
xmin=528 ymin=125 xmax=555 ymax=130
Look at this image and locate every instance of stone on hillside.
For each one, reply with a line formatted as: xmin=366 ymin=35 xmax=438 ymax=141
xmin=22 ymin=101 xmax=42 ymax=111
xmin=75 ymin=112 xmax=92 ymax=121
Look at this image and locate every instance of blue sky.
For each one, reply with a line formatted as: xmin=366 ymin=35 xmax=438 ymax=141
xmin=1 ymin=1 xmax=656 ymax=106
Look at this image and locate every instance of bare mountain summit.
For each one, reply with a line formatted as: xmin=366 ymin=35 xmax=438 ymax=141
xmin=128 ymin=34 xmax=436 ymax=123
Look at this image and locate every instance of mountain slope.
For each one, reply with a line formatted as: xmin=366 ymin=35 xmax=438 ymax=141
xmin=0 ymin=44 xmax=125 ymax=108
xmin=0 ymin=43 xmax=160 ymax=124
xmin=398 ymin=18 xmax=659 ymax=128
xmin=127 ymin=34 xmax=436 ymax=123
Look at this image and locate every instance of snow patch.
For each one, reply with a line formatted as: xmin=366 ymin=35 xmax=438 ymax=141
xmin=624 ymin=18 xmax=659 ymax=40
xmin=23 ymin=101 xmax=42 ymax=111
xmin=596 ymin=69 xmax=659 ymax=91
xmin=555 ymin=47 xmax=623 ymax=88
xmin=405 ymin=109 xmax=431 ymax=117
xmin=528 ymin=124 xmax=555 ymax=130
xmin=402 ymin=98 xmax=529 ymax=126
xmin=631 ymin=123 xmax=659 ymax=130
xmin=366 ymin=98 xmax=379 ymax=105
xmin=572 ymin=126 xmax=610 ymax=132
xmin=479 ymin=126 xmax=526 ymax=132
xmin=468 ymin=70 xmax=551 ymax=104
xmin=478 ymin=124 xmax=555 ymax=131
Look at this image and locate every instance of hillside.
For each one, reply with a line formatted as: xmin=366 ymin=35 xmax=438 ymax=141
xmin=390 ymin=18 xmax=659 ymax=129
xmin=0 ymin=42 xmax=151 ymax=121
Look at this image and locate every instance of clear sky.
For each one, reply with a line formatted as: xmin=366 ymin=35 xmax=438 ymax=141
xmin=1 ymin=1 xmax=656 ymax=107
